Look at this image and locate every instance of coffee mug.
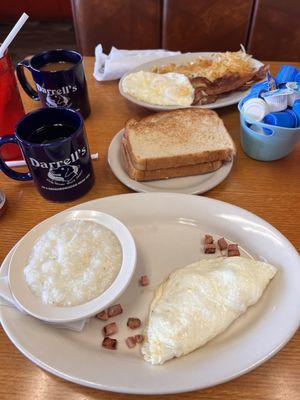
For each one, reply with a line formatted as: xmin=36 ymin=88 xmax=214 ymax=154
xmin=16 ymin=49 xmax=91 ymax=119
xmin=0 ymin=107 xmax=94 ymax=202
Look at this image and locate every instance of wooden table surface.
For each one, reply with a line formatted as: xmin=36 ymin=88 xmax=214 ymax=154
xmin=0 ymin=58 xmax=299 ymax=400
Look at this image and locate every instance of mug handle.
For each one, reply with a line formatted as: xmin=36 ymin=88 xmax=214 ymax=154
xmin=16 ymin=59 xmax=39 ymax=101
xmin=0 ymin=136 xmax=32 ymax=181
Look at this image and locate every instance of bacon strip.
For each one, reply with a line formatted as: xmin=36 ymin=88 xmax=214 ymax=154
xmin=251 ymin=64 xmax=269 ymax=81
xmin=192 ymin=88 xmax=218 ymax=105
xmin=191 ymin=65 xmax=268 ymax=105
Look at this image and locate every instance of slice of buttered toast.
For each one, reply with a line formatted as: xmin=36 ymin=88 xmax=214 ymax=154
xmin=124 ymin=108 xmax=235 ymax=171
xmin=122 ymin=138 xmax=222 ymax=181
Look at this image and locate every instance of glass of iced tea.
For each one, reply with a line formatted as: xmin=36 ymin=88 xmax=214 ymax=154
xmin=0 ymin=50 xmax=24 ymax=160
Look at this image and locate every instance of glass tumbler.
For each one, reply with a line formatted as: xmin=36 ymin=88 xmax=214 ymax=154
xmin=0 ymin=50 xmax=24 ymax=160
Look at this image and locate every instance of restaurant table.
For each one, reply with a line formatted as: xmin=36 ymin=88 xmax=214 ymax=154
xmin=0 ymin=58 xmax=299 ymax=400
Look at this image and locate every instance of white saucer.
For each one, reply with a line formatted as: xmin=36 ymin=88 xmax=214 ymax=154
xmin=108 ymin=130 xmax=234 ymax=194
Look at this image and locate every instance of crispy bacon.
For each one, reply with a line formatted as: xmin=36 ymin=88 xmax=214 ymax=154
xmin=191 ymin=65 xmax=268 ymax=105
xmin=190 ymin=76 xmax=211 ymax=89
xmin=251 ymin=64 xmax=269 ymax=81
xmin=192 ymin=88 xmax=218 ymax=105
xmin=205 ymin=72 xmax=254 ymax=96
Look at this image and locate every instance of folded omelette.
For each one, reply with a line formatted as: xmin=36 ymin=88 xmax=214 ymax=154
xmin=141 ymin=257 xmax=277 ymax=365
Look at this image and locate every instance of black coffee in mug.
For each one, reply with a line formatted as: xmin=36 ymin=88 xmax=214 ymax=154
xmin=0 ymin=108 xmax=94 ymax=202
xmin=40 ymin=61 xmax=75 ymax=72
xmin=27 ymin=124 xmax=74 ymax=144
xmin=16 ymin=50 xmax=91 ymax=119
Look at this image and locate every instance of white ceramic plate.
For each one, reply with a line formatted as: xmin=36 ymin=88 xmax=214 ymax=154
xmin=1 ymin=193 xmax=300 ymax=395
xmin=108 ymin=130 xmax=233 ymax=194
xmin=8 ymin=210 xmax=136 ymax=323
xmin=119 ymin=52 xmax=264 ymax=111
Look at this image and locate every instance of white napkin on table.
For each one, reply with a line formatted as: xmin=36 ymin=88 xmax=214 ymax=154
xmin=0 ymin=275 xmax=88 ymax=332
xmin=93 ymin=44 xmax=181 ymax=81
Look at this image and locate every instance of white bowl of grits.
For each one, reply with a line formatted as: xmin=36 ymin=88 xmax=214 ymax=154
xmin=8 ymin=210 xmax=136 ymax=323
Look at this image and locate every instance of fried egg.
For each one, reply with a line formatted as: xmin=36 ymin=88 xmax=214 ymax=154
xmin=122 ymin=71 xmax=194 ymax=106
xmin=141 ymin=257 xmax=277 ymax=365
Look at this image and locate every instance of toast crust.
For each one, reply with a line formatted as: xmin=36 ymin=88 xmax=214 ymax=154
xmin=122 ymin=139 xmax=223 ymax=182
xmin=124 ymin=109 xmax=235 ymax=171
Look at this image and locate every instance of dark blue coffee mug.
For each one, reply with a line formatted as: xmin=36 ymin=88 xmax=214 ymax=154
xmin=16 ymin=49 xmax=91 ymax=119
xmin=0 ymin=107 xmax=94 ymax=202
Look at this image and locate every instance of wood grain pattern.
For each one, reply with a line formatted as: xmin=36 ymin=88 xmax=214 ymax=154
xmin=0 ymin=58 xmax=299 ymax=400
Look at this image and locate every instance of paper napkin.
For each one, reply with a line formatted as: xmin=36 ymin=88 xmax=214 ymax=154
xmin=0 ymin=275 xmax=88 ymax=332
xmin=93 ymin=44 xmax=181 ymax=81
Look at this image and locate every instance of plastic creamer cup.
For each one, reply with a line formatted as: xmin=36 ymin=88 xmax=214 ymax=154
xmin=263 ymin=109 xmax=298 ymax=128
xmin=242 ymin=98 xmax=269 ymax=122
xmin=261 ymin=88 xmax=293 ymax=112
xmin=276 ymin=65 xmax=299 ymax=85
xmin=286 ymin=82 xmax=300 ymax=107
xmin=293 ymin=99 xmax=300 ymax=125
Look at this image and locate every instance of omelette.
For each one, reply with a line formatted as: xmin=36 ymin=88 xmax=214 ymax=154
xmin=141 ymin=257 xmax=277 ymax=365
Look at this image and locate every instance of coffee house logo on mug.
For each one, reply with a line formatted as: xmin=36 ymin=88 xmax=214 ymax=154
xmin=29 ymin=146 xmax=86 ymax=186
xmin=36 ymin=82 xmax=78 ymax=108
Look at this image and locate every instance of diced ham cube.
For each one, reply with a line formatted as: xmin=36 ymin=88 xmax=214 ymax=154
xmin=103 ymin=322 xmax=118 ymax=336
xmin=125 ymin=336 xmax=136 ymax=349
xmin=204 ymin=243 xmax=216 ymax=254
xmin=127 ymin=317 xmax=142 ymax=329
xmin=107 ymin=304 xmax=123 ymax=318
xmin=134 ymin=334 xmax=144 ymax=343
xmin=204 ymin=234 xmax=214 ymax=244
xmin=218 ymin=237 xmax=228 ymax=251
xmin=228 ymin=243 xmax=240 ymax=257
xmin=139 ymin=275 xmax=150 ymax=286
xmin=95 ymin=310 xmax=108 ymax=321
xmin=102 ymin=337 xmax=117 ymax=350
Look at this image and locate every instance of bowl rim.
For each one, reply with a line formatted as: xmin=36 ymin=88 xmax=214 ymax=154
xmin=8 ymin=210 xmax=137 ymax=323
